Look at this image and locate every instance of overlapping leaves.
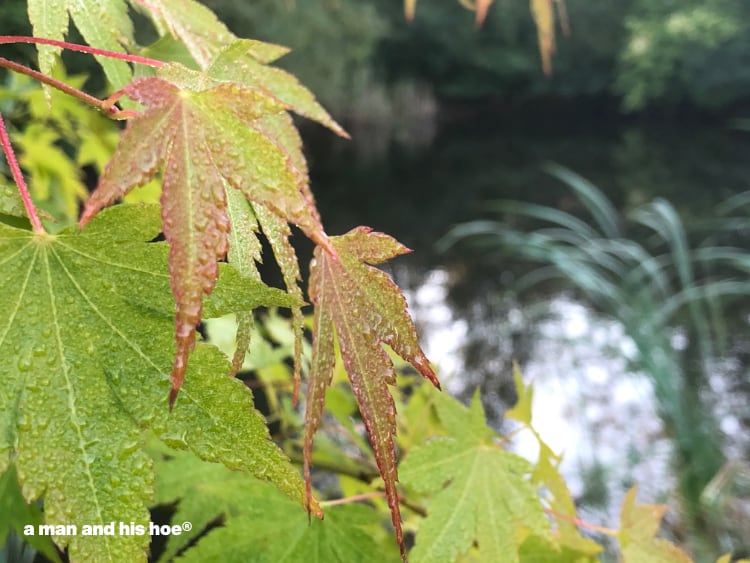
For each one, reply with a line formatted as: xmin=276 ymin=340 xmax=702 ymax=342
xmin=306 ymin=227 xmax=440 ymax=557
xmin=78 ymin=46 xmax=340 ymax=405
xmin=27 ymin=0 xmax=134 ymax=88
xmin=0 ymin=204 xmax=314 ymax=562
xmin=149 ymin=446 xmax=397 ymax=563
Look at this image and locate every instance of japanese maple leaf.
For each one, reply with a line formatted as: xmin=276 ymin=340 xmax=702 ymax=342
xmin=0 ymin=204 xmax=315 ymax=562
xmin=27 ymin=0 xmax=134 ymax=88
xmin=400 ymin=393 xmax=550 ymax=563
xmin=618 ymin=487 xmax=692 ymax=563
xmin=305 ymin=227 xmax=440 ymax=558
xmin=79 ymin=66 xmax=329 ymax=407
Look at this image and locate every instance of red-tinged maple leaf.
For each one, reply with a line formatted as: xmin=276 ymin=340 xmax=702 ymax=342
xmin=305 ymin=227 xmax=440 ymax=559
xmin=79 ymin=70 xmax=326 ymax=407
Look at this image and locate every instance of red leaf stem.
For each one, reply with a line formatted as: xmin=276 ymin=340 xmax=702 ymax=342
xmin=0 ymin=35 xmax=164 ymax=68
xmin=0 ymin=111 xmax=44 ymax=233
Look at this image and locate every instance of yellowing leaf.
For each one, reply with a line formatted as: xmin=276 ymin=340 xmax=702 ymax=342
xmin=400 ymin=393 xmax=550 ymax=562
xmin=0 ymin=204 xmax=312 ymax=562
xmin=79 ymin=69 xmax=321 ymax=405
xmin=305 ymin=227 xmax=440 ymax=557
xmin=506 ymin=361 xmax=533 ymax=425
xmin=405 ymin=0 xmax=417 ymax=22
xmin=507 ymin=368 xmax=601 ymax=556
xmin=618 ymin=486 xmax=692 ymax=563
xmin=531 ymin=0 xmax=557 ymax=75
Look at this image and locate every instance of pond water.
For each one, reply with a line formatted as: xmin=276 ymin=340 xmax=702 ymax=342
xmin=303 ymin=107 xmax=750 ymax=552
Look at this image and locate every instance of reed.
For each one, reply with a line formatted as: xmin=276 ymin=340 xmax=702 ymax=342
xmin=440 ymin=164 xmax=750 ymax=551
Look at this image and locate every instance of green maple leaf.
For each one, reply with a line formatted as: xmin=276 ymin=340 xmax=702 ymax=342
xmin=149 ymin=446 xmax=396 ymax=563
xmin=132 ymin=0 xmax=289 ymax=70
xmin=400 ymin=392 xmax=550 ymax=563
xmin=27 ymin=0 xmax=134 ymax=88
xmin=79 ymin=61 xmax=332 ymax=405
xmin=0 ymin=204 xmax=316 ymax=562
xmin=306 ymin=227 xmax=440 ymax=558
xmin=618 ymin=486 xmax=692 ymax=563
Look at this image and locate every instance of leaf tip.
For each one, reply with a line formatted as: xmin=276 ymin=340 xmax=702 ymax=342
xmin=168 ymin=387 xmax=178 ymax=410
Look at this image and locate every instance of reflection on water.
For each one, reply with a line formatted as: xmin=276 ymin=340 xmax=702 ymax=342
xmin=395 ymin=267 xmax=674 ymax=525
xmin=305 ymin=111 xmax=750 ymax=552
xmin=399 ymin=262 xmax=750 ymax=552
xmin=402 ymin=267 xmax=676 ymax=523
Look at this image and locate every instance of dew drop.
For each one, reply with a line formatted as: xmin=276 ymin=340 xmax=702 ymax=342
xmin=16 ymin=412 xmax=31 ymax=431
xmin=17 ymin=354 xmax=32 ymax=372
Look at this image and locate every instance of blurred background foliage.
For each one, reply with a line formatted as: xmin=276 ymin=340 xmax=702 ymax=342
xmin=199 ymin=0 xmax=750 ymax=116
xmin=2 ymin=0 xmax=750 ymax=116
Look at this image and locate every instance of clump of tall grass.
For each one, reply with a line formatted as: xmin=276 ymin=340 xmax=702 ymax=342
xmin=439 ymin=164 xmax=750 ymax=551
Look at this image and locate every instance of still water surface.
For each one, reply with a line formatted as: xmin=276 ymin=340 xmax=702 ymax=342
xmin=304 ymin=109 xmax=750 ymax=544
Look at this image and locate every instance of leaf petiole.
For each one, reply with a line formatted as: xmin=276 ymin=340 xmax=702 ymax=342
xmin=0 ymin=36 xmax=164 ymax=68
xmin=543 ymin=507 xmax=619 ymax=536
xmin=0 ymin=111 xmax=44 ymax=233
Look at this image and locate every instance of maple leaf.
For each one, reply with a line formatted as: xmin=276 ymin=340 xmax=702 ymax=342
xmin=506 ymin=366 xmax=602 ymax=556
xmin=27 ymin=0 xmax=134 ymax=88
xmin=0 ymin=204 xmax=316 ymax=562
xmin=132 ymin=0 xmax=289 ymax=70
xmin=399 ymin=392 xmax=550 ymax=563
xmin=617 ymin=486 xmax=692 ymax=563
xmin=79 ymin=63 xmax=330 ymax=406
xmin=305 ymin=227 xmax=440 ymax=558
xmin=149 ymin=446 xmax=398 ymax=563
xmin=531 ymin=0 xmax=570 ymax=75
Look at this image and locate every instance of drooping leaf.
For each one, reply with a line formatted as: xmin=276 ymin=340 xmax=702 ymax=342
xmin=475 ymin=0 xmax=494 ymax=26
xmin=27 ymin=0 xmax=134 ymax=88
xmin=0 ymin=204 xmax=315 ymax=562
xmin=400 ymin=392 xmax=551 ymax=563
xmin=306 ymin=227 xmax=440 ymax=557
xmin=531 ymin=0 xmax=556 ymax=75
xmin=254 ymin=203 xmax=305 ymax=401
xmin=224 ymin=187 xmax=261 ymax=374
xmin=404 ymin=0 xmax=416 ymax=22
xmin=149 ymin=446 xmax=396 ymax=563
xmin=79 ymin=66 xmax=326 ymax=405
xmin=618 ymin=486 xmax=692 ymax=563
xmin=0 ymin=465 xmax=61 ymax=563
